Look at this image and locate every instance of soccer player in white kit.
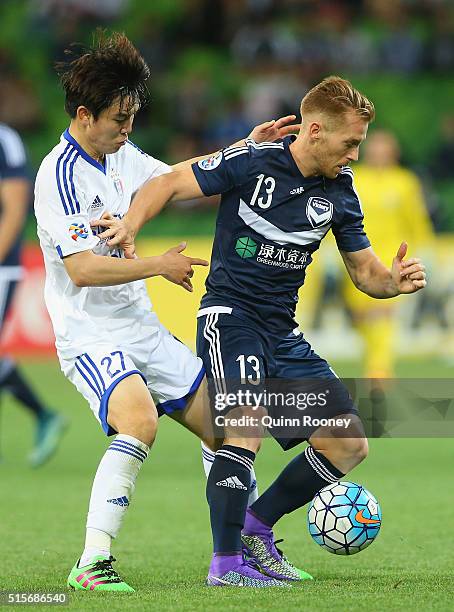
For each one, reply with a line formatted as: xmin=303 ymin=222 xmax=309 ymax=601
xmin=34 ymin=32 xmax=297 ymax=592
xmin=33 ymin=32 xmax=216 ymax=592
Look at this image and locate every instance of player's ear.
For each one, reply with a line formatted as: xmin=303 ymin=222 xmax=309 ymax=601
xmin=76 ymin=105 xmax=93 ymax=126
xmin=309 ymin=121 xmax=321 ymax=140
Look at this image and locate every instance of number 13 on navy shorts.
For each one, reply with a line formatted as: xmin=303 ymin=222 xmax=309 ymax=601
xmin=196 ymin=308 xmax=358 ymax=449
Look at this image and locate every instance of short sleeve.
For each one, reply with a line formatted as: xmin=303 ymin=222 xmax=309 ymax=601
xmin=34 ymin=161 xmax=99 ymax=258
xmin=332 ymin=171 xmax=371 ymax=252
xmin=0 ymin=124 xmax=28 ymax=179
xmin=192 ymin=143 xmax=255 ymax=196
xmin=126 ymin=140 xmax=171 ymax=191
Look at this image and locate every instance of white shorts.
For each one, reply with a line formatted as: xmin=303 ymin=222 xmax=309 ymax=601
xmin=60 ymin=322 xmax=204 ymax=435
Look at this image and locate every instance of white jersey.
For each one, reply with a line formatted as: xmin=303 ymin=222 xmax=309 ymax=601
xmin=34 ymin=129 xmax=171 ymax=359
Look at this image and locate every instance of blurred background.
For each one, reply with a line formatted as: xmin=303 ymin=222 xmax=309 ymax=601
xmin=1 ymin=4 xmax=454 ymax=602
xmin=1 ymin=0 xmax=454 ymax=376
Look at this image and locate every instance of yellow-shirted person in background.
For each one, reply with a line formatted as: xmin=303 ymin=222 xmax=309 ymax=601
xmin=343 ymin=129 xmax=434 ymax=377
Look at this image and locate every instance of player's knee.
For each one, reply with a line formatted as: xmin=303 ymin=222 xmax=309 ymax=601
xmin=347 ymin=437 xmax=369 ymax=465
xmin=335 ymin=436 xmax=368 ymax=461
xmin=110 ymin=405 xmax=158 ymax=446
xmin=132 ymin=410 xmax=158 ymax=446
xmin=316 ymin=436 xmax=368 ymax=473
xmin=334 ymin=437 xmax=369 ymax=471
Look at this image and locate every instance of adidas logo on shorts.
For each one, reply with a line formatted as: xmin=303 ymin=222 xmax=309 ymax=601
xmin=216 ymin=476 xmax=247 ymax=490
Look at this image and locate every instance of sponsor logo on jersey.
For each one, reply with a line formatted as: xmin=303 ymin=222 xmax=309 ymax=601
xmin=235 ymin=236 xmax=257 ymax=258
xmin=69 ymin=223 xmax=88 ymax=241
xmin=290 ymin=186 xmax=305 ymax=195
xmin=234 ymin=236 xmax=310 ymax=270
xmin=90 ymin=195 xmax=104 ymax=210
xmin=306 ymin=196 xmax=333 ymax=228
xmin=198 ymin=150 xmax=223 ymax=171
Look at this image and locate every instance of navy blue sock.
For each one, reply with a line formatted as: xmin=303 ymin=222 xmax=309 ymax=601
xmin=206 ymin=445 xmax=255 ymax=554
xmin=250 ymin=445 xmax=344 ymax=527
xmin=0 ymin=361 xmax=48 ymax=419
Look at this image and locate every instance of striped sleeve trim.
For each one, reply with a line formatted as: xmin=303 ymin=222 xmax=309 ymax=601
xmin=223 ymin=140 xmax=285 ymax=160
xmin=224 ymin=144 xmax=248 ymax=155
xmin=245 ymin=138 xmax=284 ymax=150
xmin=56 ymin=144 xmax=81 ymax=215
xmin=224 ymin=148 xmax=249 ymax=161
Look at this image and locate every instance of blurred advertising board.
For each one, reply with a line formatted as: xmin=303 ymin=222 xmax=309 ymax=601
xmin=1 ymin=237 xmax=453 ymax=360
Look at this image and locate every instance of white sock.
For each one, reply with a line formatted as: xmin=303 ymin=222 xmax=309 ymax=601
xmin=201 ymin=441 xmax=259 ymax=505
xmin=80 ymin=434 xmax=149 ymax=566
xmin=79 ymin=528 xmax=111 ymax=567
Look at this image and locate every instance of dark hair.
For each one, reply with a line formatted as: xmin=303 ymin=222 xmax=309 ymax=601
xmin=55 ymin=30 xmax=150 ymax=119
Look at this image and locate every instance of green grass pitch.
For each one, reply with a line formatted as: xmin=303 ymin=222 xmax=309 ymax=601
xmin=1 ymin=358 xmax=454 ymax=611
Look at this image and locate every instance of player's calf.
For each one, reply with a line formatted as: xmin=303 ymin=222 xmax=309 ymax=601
xmin=241 ymin=418 xmax=368 ymax=577
xmin=205 ymin=407 xmax=264 ymax=578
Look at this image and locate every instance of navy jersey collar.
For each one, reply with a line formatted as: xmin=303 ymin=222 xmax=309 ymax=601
xmin=283 ymin=135 xmax=323 ymax=187
xmin=63 ymin=129 xmax=106 ymax=174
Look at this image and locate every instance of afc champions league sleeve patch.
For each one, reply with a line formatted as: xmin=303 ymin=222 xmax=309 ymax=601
xmin=69 ymin=222 xmax=89 ymax=241
xmin=306 ymin=196 xmax=334 ymax=228
xmin=197 ymin=150 xmax=223 ymax=171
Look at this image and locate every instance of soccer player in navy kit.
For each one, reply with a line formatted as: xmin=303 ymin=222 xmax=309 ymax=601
xmin=98 ymin=76 xmax=427 ymax=587
xmin=0 ymin=123 xmax=67 ymax=467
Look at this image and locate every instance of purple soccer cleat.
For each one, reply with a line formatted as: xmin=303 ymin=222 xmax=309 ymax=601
xmin=206 ymin=553 xmax=291 ymax=587
xmin=242 ymin=509 xmax=313 ymax=582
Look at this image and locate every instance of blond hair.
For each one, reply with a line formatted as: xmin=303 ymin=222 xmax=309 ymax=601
xmin=301 ymin=76 xmax=375 ymax=124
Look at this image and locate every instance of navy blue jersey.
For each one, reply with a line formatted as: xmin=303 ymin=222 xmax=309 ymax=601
xmin=192 ymin=136 xmax=370 ymax=337
xmin=0 ymin=123 xmax=29 ymax=266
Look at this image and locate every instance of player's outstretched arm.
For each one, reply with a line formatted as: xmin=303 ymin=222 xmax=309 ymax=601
xmin=340 ymin=242 xmax=427 ymax=299
xmin=93 ymin=115 xmax=300 ymax=255
xmin=63 ymin=242 xmax=207 ymax=292
xmin=95 ymin=167 xmax=203 ymax=257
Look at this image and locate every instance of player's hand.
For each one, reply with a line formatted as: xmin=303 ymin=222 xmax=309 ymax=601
xmin=159 ymin=242 xmax=209 ymax=292
xmin=91 ymin=213 xmax=136 ymax=259
xmin=391 ymin=242 xmax=427 ymax=294
xmin=249 ymin=115 xmax=301 ymax=143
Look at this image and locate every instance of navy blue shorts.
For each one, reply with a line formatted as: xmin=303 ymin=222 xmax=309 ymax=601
xmin=196 ymin=310 xmax=358 ymax=450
